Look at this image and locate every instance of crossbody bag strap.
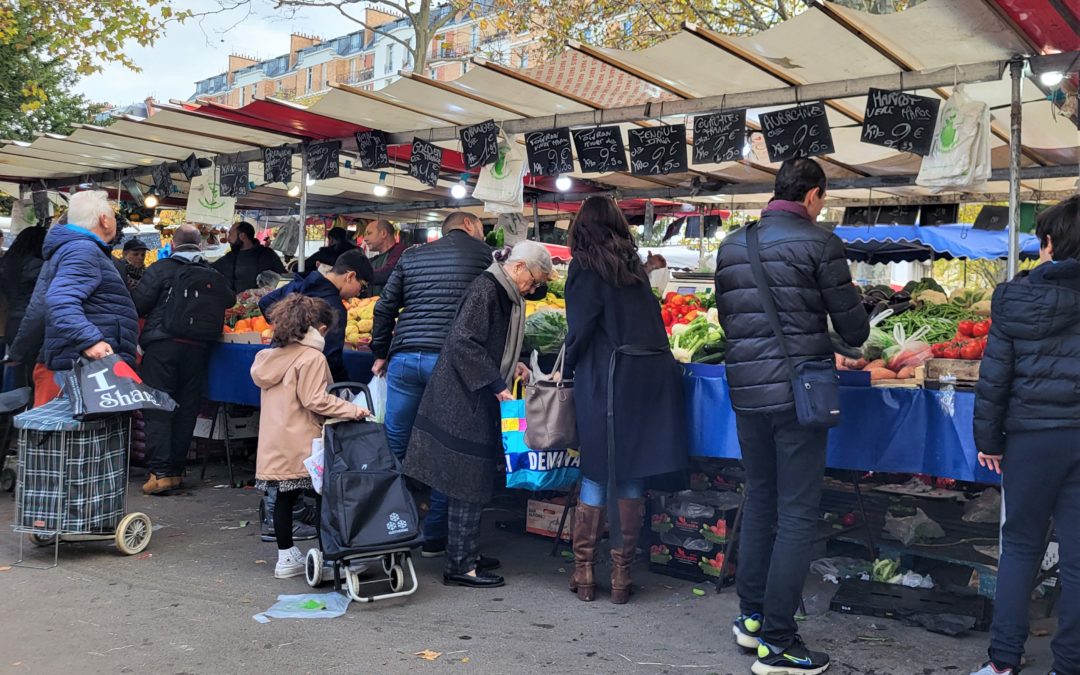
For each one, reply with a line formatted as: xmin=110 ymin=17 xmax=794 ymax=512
xmin=745 ymin=222 xmax=798 ymax=382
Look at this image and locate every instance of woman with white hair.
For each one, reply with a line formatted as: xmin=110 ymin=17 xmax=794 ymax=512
xmin=405 ymin=240 xmax=553 ymax=589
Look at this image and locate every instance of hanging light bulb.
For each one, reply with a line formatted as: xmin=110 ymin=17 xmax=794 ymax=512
xmin=450 ymin=173 xmax=469 ymax=199
xmin=1039 ymin=71 xmax=1064 ymax=87
xmin=305 ymin=173 xmax=315 ymax=187
xmin=287 ymin=184 xmax=301 ymax=197
xmin=372 ymin=171 xmax=390 ymax=197
xmin=555 ymin=175 xmax=572 ymax=192
xmin=143 ymin=192 xmax=159 ymax=208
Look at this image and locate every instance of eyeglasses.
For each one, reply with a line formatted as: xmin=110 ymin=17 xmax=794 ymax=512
xmin=526 ymin=267 xmax=544 ymax=292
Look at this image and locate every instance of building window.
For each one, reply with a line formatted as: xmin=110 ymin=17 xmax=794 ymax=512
xmin=385 ymin=44 xmax=394 ymax=74
xmin=519 ymin=53 xmax=529 ymax=68
xmin=306 ymin=68 xmax=313 ymax=92
xmin=251 ymin=84 xmax=256 ymax=100
xmin=623 ymin=19 xmax=633 ymax=36
xmin=471 ymin=25 xmax=479 ymax=50
xmin=240 ymin=88 xmax=245 ymax=105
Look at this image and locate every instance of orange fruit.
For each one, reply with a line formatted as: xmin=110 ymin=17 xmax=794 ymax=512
xmin=234 ymin=319 xmax=252 ymax=333
xmin=222 ymin=325 xmax=233 ymax=334
xmin=251 ymin=317 xmax=269 ymax=333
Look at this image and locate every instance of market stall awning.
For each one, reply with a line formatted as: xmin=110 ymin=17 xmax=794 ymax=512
xmin=835 ymin=224 xmax=1042 ymax=263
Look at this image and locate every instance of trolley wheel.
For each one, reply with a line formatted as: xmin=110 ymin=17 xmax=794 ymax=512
xmin=345 ymin=568 xmax=362 ymax=599
xmin=28 ymin=533 xmax=56 ymax=547
xmin=381 ymin=553 xmax=395 ymax=575
xmin=115 ymin=512 xmax=152 ymax=555
xmin=305 ymin=548 xmax=324 ymax=587
xmin=389 ymin=564 xmax=406 ymax=592
xmin=0 ymin=467 xmax=14 ymax=492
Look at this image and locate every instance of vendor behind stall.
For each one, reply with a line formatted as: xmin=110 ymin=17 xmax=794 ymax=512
xmin=213 ymin=221 xmax=286 ymax=292
xmin=364 ymin=219 xmax=406 ymax=296
xmin=115 ymin=238 xmax=148 ymax=292
xmin=304 ymin=226 xmax=356 ymax=271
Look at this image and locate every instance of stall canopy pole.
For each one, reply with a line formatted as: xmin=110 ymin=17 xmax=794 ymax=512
xmin=298 ymin=153 xmax=308 ymax=273
xmin=1007 ymin=58 xmax=1023 ymax=281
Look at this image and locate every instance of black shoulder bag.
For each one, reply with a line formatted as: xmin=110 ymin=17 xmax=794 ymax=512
xmin=746 ymin=222 xmax=841 ymax=428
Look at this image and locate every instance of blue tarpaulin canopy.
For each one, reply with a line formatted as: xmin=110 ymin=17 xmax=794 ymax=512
xmin=834 ymin=224 xmax=1041 ymax=263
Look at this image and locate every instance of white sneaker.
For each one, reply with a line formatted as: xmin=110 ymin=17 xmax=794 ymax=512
xmin=275 ymin=547 xmax=305 ymax=579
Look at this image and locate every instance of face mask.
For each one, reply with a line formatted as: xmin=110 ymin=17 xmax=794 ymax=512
xmin=524 ymin=284 xmax=548 ymax=302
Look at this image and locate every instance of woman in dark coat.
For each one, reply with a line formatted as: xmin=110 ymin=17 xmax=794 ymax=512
xmin=563 ymin=196 xmax=688 ymax=604
xmin=405 ymin=241 xmax=553 ymax=589
xmin=0 ymin=226 xmax=46 ymax=389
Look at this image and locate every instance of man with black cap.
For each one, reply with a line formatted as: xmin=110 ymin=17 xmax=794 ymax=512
xmin=115 ymin=238 xmax=149 ymax=292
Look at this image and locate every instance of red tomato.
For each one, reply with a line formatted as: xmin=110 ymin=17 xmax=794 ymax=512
xmin=661 ymin=308 xmax=673 ymax=325
xmin=931 ymin=343 xmax=946 ymax=358
xmin=972 ymin=320 xmax=990 ymax=337
xmin=664 ymin=292 xmax=678 ymax=304
xmin=958 ymin=320 xmax=975 ymax=338
xmin=960 ymin=342 xmax=982 ymax=360
xmin=943 ymin=345 xmax=962 ymax=359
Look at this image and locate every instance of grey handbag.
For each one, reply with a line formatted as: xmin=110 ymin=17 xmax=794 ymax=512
xmin=524 ymin=346 xmax=579 ymax=450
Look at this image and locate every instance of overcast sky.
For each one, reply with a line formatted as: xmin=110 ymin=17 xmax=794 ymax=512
xmin=73 ymin=0 xmax=357 ymax=106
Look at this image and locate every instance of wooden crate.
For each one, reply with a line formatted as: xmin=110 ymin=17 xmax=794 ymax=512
xmin=925 ymin=358 xmax=980 ymax=383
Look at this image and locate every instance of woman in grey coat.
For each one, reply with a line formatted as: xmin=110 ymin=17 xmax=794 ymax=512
xmin=405 ymin=241 xmax=553 ymax=588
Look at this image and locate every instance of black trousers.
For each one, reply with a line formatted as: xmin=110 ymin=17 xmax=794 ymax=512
xmin=735 ymin=409 xmax=828 ymax=648
xmin=140 ymin=340 xmax=208 ymax=477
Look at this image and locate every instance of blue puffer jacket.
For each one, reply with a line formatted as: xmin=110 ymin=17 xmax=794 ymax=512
xmin=974 ymin=259 xmax=1080 ymax=456
xmin=11 ymin=224 xmax=139 ymax=371
xmin=258 ymin=270 xmax=348 ymax=383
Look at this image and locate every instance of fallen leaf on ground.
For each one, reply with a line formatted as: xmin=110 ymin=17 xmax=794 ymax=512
xmin=461 ymin=657 xmax=470 ymax=663
xmin=135 ymin=553 xmax=152 ymax=560
xmin=0 ymin=566 xmax=11 ymax=572
xmin=692 ymin=588 xmax=706 ymax=596
xmin=255 ymin=560 xmax=267 ymax=565
xmin=415 ymin=650 xmax=442 ymax=661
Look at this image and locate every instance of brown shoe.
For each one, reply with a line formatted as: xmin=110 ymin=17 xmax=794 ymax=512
xmin=142 ymin=473 xmax=173 ymax=495
xmin=169 ymin=475 xmax=183 ymax=490
xmin=568 ymin=503 xmax=604 ymax=602
xmin=610 ymin=498 xmax=644 ymax=605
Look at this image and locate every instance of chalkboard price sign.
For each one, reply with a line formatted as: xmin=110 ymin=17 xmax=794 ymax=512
xmin=409 ymin=138 xmax=443 ymax=188
xmin=355 ymin=130 xmax=389 ymax=170
xmin=572 ymin=126 xmax=628 ymax=173
xmin=179 ymin=153 xmax=201 ymax=180
xmin=219 ymin=161 xmax=249 ymax=198
xmin=860 ymin=88 xmax=940 ymax=156
xmin=304 ymin=140 xmax=341 ymax=181
xmin=152 ymin=162 xmax=173 ymax=196
xmin=759 ymin=103 xmax=834 ymax=162
xmin=692 ymin=111 xmax=746 ymax=165
xmin=262 ymin=145 xmax=293 ymax=185
xmin=525 ymin=128 xmax=574 ymax=176
xmin=459 ymin=119 xmax=499 ymax=169
xmin=628 ymin=124 xmax=688 ymax=176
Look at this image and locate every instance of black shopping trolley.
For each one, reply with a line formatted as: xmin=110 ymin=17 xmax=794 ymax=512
xmin=12 ymin=397 xmax=152 ymax=568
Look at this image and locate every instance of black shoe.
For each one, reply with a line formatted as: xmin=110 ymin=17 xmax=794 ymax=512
xmin=422 ymin=538 xmax=447 ymax=558
xmin=477 ymin=555 xmax=501 ymax=572
xmin=753 ymin=636 xmax=830 ymax=675
xmin=443 ymin=572 xmax=505 ymax=588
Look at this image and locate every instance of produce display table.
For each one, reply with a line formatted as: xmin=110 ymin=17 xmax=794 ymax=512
xmin=683 ymin=364 xmax=998 ymax=484
xmin=205 ymin=342 xmax=376 ymax=406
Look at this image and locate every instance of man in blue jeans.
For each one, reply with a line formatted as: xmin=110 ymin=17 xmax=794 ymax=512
xmin=371 ymin=212 xmax=491 ymax=557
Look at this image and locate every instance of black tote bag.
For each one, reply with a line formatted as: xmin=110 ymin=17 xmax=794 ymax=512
xmin=67 ymin=355 xmax=177 ymax=421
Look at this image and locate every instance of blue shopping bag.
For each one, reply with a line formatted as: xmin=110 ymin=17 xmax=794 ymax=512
xmin=501 ymin=390 xmax=580 ymax=491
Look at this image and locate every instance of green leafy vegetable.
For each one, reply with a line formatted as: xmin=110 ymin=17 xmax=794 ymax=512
xmin=524 ymin=310 xmax=568 ymax=354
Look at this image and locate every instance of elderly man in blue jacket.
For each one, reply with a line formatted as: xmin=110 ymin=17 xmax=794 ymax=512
xmin=11 ymin=190 xmax=138 ymax=404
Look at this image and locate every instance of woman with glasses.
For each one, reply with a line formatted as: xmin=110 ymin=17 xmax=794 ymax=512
xmin=405 ymin=241 xmax=553 ymax=589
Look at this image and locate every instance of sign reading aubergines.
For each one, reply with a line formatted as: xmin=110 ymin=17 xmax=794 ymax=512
xmin=262 ymin=145 xmax=293 ymax=185
xmin=355 ymin=130 xmax=389 ymax=170
xmin=759 ymin=102 xmax=834 ymax=162
xmin=525 ymin=128 xmax=574 ymax=176
xmin=304 ymin=140 xmax=341 ymax=181
xmin=692 ymin=111 xmax=747 ymax=164
xmin=218 ymin=161 xmax=249 ymax=198
xmin=459 ymin=119 xmax=500 ymax=169
xmin=860 ymin=88 xmax=940 ymax=156
xmin=409 ymin=138 xmax=443 ymax=188
xmin=628 ymin=124 xmax=688 ymax=176
xmin=572 ymin=126 xmax=628 ymax=173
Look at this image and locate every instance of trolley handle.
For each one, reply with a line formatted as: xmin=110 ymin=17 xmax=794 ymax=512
xmin=327 ymin=382 xmax=374 ymax=410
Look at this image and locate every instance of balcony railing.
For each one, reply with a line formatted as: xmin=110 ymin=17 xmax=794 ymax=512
xmin=431 ymin=44 xmax=472 ymax=60
xmin=341 ymin=68 xmax=375 ymax=85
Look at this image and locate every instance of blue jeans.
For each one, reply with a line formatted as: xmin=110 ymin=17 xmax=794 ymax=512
xmin=385 ymin=351 xmax=447 ymax=541
xmin=579 ymin=477 xmax=644 ymax=507
xmin=989 ymin=429 xmax=1080 ymax=674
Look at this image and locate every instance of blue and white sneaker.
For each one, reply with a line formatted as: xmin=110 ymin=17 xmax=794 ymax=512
xmin=968 ymin=663 xmax=1014 ymax=675
xmin=732 ymin=614 xmax=762 ymax=650
xmin=752 ymin=636 xmax=830 ymax=675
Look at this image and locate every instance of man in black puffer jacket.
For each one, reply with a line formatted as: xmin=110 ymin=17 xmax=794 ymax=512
xmin=371 ymin=211 xmax=491 ymax=557
xmin=968 ymin=196 xmax=1080 ymax=675
xmin=715 ymin=158 xmax=868 ymax=674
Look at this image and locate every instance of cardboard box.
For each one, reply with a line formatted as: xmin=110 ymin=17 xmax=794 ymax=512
xmin=193 ymin=409 xmax=260 ymax=440
xmin=649 ymin=543 xmax=734 ymax=584
xmin=219 ymin=332 xmax=266 ymax=345
xmin=526 ymin=498 xmax=573 ymax=541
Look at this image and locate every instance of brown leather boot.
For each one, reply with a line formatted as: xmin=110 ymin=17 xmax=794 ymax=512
xmin=568 ymin=503 xmax=604 ymax=601
xmin=142 ymin=473 xmax=172 ymax=496
xmin=610 ymin=498 xmax=644 ymax=604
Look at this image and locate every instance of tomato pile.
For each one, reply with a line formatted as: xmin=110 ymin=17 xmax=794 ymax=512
xmin=931 ymin=318 xmax=991 ymax=360
xmin=660 ymin=292 xmax=711 ymax=332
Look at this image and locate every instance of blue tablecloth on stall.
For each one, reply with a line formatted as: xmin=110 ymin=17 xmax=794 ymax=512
xmin=683 ymin=363 xmax=998 ymax=484
xmin=206 ymin=342 xmax=376 ymax=407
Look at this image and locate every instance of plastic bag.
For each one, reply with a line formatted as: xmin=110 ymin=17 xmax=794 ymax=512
xmin=916 ymin=84 xmax=992 ymax=191
xmin=884 ymin=324 xmax=933 ymax=372
xmin=473 ymin=134 xmax=526 ymax=213
xmin=962 ymin=488 xmax=1001 ymax=524
xmin=304 ymin=437 xmax=324 ymax=494
xmin=368 ymin=375 xmax=388 ymax=424
xmin=252 ymin=593 xmax=350 ymax=622
xmin=884 ymin=508 xmax=945 ymax=546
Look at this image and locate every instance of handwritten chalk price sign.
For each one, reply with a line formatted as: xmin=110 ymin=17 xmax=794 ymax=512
xmin=628 ymin=124 xmax=688 ymax=176
xmin=355 ymin=130 xmax=389 ymax=170
xmin=860 ymin=88 xmax=940 ymax=156
xmin=759 ymin=103 xmax=835 ymax=162
xmin=262 ymin=145 xmax=293 ymax=185
xmin=219 ymin=161 xmax=249 ymax=198
xmin=409 ymin=138 xmax=443 ymax=188
xmin=525 ymin=128 xmax=574 ymax=176
xmin=304 ymin=140 xmax=341 ymax=181
xmin=459 ymin=119 xmax=500 ymax=169
xmin=151 ymin=162 xmax=173 ymax=197
xmin=692 ymin=111 xmax=747 ymax=165
xmin=572 ymin=126 xmax=628 ymax=173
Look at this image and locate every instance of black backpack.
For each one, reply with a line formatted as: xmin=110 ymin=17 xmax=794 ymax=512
xmin=161 ymin=258 xmax=235 ymax=340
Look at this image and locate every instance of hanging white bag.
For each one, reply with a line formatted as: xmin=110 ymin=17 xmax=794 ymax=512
xmin=916 ymin=85 xmax=992 ymax=191
xmin=473 ymin=133 xmax=526 ymax=213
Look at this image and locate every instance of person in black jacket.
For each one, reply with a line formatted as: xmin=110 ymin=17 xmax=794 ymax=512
xmin=303 ymin=226 xmax=356 ymax=271
xmin=0 ymin=226 xmax=46 ymax=389
xmin=371 ymin=211 xmax=490 ymax=557
xmin=715 ymin=158 xmax=868 ymax=675
xmin=212 ymin=221 xmax=286 ymax=291
xmin=114 ymin=238 xmax=149 ymax=292
xmin=968 ymin=197 xmax=1080 ymax=675
xmin=259 ymin=249 xmax=372 ymax=383
xmin=133 ymin=225 xmax=236 ymax=495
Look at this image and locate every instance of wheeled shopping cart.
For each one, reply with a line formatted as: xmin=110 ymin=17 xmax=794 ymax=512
xmin=12 ymin=397 xmax=152 ymax=568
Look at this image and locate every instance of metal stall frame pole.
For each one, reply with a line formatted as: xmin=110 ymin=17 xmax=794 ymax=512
xmin=298 ymin=152 xmax=308 ymax=273
xmin=1007 ymin=58 xmax=1023 ymax=281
